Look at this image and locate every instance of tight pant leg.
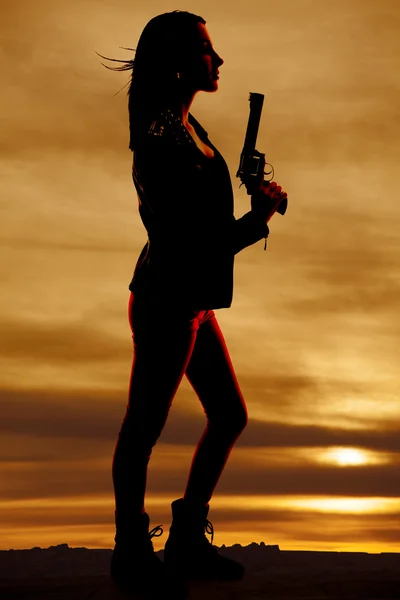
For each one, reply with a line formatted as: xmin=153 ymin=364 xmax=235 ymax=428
xmin=112 ymin=293 xmax=197 ymax=521
xmin=183 ymin=314 xmax=248 ymax=507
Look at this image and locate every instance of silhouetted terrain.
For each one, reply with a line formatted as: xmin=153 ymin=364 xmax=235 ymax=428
xmin=0 ymin=543 xmax=399 ymax=599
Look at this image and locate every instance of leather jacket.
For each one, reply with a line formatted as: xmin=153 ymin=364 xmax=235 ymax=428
xmin=128 ymin=109 xmax=269 ymax=309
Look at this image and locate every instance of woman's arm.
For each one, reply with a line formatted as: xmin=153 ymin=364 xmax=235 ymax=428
xmin=133 ymin=135 xmax=197 ymax=223
xmin=231 ymin=212 xmax=269 ymax=255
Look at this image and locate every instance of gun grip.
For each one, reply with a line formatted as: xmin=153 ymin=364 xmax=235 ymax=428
xmin=276 ymin=197 xmax=288 ymax=215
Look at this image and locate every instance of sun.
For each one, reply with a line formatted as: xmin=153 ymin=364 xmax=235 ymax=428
xmin=321 ymin=447 xmax=369 ymax=466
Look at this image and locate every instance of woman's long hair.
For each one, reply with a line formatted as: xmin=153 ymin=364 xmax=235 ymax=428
xmin=96 ymin=10 xmax=205 ymax=150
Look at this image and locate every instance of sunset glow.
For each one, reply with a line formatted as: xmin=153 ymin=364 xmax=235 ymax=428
xmin=316 ymin=447 xmax=388 ymax=467
xmin=2 ymin=493 xmax=399 ymax=552
xmin=3 ymin=494 xmax=400 ymax=514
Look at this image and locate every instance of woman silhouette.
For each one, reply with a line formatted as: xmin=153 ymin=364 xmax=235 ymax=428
xmin=99 ymin=10 xmax=287 ymax=599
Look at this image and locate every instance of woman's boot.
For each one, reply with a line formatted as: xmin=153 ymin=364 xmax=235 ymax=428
xmin=163 ymin=498 xmax=245 ymax=581
xmin=110 ymin=510 xmax=188 ymax=599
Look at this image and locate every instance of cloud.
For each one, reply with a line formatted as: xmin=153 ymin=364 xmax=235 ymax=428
xmin=1 ymin=386 xmax=400 ymax=502
xmin=2 ymin=500 xmax=400 ymax=533
xmin=280 ymin=209 xmax=400 ymax=317
xmin=0 ymin=316 xmax=127 ymax=364
xmin=1 ymin=446 xmax=399 ymax=502
xmin=1 ymin=386 xmax=400 ymax=451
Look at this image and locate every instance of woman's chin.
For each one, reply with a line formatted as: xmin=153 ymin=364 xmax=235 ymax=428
xmin=207 ymin=79 xmax=219 ymax=92
xmin=196 ymin=79 xmax=219 ymax=93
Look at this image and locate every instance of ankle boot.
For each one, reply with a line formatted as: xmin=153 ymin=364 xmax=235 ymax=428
xmin=163 ymin=498 xmax=245 ymax=581
xmin=110 ymin=510 xmax=188 ymax=599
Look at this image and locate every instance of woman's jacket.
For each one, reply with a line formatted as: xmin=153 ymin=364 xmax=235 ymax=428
xmin=128 ymin=109 xmax=269 ymax=309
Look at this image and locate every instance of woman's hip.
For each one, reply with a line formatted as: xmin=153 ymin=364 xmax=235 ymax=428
xmin=128 ymin=290 xmax=214 ymax=341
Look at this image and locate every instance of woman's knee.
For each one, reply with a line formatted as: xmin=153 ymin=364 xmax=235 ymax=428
xmin=230 ymin=410 xmax=248 ymax=435
xmin=209 ymin=406 xmax=248 ymax=438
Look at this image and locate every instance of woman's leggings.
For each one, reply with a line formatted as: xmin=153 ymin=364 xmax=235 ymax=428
xmin=112 ymin=291 xmax=248 ymax=522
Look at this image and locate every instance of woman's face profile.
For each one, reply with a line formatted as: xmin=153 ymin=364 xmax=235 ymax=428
xmin=184 ymin=22 xmax=224 ymax=94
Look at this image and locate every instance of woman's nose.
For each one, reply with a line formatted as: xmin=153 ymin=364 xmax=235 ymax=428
xmin=215 ymin=52 xmax=224 ymax=67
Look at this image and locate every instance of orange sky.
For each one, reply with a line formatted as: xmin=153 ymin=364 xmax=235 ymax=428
xmin=1 ymin=0 xmax=400 ymax=552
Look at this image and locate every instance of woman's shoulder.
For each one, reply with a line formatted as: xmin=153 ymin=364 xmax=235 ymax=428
xmin=132 ymin=110 xmax=188 ymax=172
xmin=146 ymin=111 xmax=170 ymax=139
xmin=146 ymin=109 xmax=209 ymax=146
xmin=133 ymin=109 xmax=217 ymax=168
xmin=145 ymin=109 xmax=181 ymax=140
xmin=135 ymin=109 xmax=199 ymax=158
xmin=132 ymin=112 xmax=175 ymax=160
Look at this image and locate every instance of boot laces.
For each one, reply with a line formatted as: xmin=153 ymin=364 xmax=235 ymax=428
xmin=149 ymin=524 xmax=164 ymax=539
xmin=205 ymin=519 xmax=214 ymax=545
xmin=145 ymin=524 xmax=163 ymax=552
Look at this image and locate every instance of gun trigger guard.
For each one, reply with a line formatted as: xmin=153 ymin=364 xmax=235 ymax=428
xmin=263 ymin=163 xmax=275 ymax=182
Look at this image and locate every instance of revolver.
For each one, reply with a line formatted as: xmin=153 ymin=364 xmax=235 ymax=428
xmin=236 ymin=92 xmax=287 ymax=217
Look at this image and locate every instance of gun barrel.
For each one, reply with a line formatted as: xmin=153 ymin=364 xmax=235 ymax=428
xmin=243 ymin=92 xmax=264 ymax=151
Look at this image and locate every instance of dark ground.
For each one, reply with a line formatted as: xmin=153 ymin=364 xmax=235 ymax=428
xmin=1 ymin=543 xmax=399 ymax=599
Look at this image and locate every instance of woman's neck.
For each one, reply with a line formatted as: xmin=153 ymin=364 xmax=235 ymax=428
xmin=177 ymin=90 xmax=198 ymax=127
